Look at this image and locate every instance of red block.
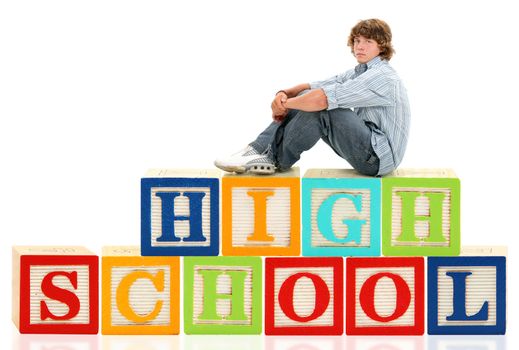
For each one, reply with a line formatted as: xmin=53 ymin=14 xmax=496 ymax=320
xmin=346 ymin=257 xmax=424 ymax=335
xmin=13 ymin=246 xmax=99 ymax=334
xmin=265 ymin=257 xmax=343 ymax=335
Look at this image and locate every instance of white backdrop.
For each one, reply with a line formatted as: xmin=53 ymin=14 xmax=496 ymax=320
xmin=1 ymin=0 xmax=517 ymax=348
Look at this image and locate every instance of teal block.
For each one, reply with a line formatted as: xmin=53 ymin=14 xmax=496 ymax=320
xmin=302 ymin=169 xmax=381 ymax=256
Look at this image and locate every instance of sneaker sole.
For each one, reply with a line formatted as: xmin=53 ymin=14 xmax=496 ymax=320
xmin=247 ymin=163 xmax=275 ymax=175
xmin=215 ymin=163 xmax=275 ymax=175
xmin=214 ymin=164 xmax=247 ymax=173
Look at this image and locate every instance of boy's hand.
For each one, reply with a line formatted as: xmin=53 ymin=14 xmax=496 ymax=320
xmin=271 ymin=91 xmax=288 ymax=117
xmin=272 ymin=111 xmax=288 ymax=123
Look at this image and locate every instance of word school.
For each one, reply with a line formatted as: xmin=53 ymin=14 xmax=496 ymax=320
xmin=12 ymin=168 xmax=506 ymax=336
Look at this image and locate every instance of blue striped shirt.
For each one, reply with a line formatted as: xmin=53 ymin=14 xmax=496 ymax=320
xmin=309 ymin=56 xmax=410 ymax=176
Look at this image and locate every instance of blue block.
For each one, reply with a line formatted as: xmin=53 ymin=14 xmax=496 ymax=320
xmin=428 ymin=256 xmax=506 ymax=334
xmin=141 ymin=170 xmax=220 ymax=256
xmin=302 ymin=170 xmax=381 ymax=256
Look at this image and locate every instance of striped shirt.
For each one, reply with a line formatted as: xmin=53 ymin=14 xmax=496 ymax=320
xmin=309 ymin=56 xmax=410 ymax=176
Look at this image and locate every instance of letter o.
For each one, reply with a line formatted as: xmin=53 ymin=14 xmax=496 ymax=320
xmin=359 ymin=272 xmax=411 ymax=322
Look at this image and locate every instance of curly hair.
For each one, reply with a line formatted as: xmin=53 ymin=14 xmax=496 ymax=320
xmin=347 ymin=19 xmax=394 ymax=61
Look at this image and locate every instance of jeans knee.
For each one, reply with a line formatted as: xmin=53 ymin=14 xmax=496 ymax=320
xmin=294 ymin=110 xmax=321 ymax=120
xmin=286 ymin=110 xmax=323 ymax=132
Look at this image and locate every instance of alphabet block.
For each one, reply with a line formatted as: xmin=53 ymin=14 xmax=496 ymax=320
xmin=265 ymin=257 xmax=343 ymax=335
xmin=302 ymin=169 xmax=381 ymax=257
xmin=222 ymin=168 xmax=300 ymax=256
xmin=12 ymin=246 xmax=99 ymax=334
xmin=141 ymin=169 xmax=220 ymax=256
xmin=183 ymin=256 xmax=262 ymax=334
xmin=427 ymin=247 xmax=506 ymax=334
xmin=101 ymin=246 xmax=180 ymax=334
xmin=346 ymin=257 xmax=424 ymax=335
xmin=382 ymin=169 xmax=460 ymax=256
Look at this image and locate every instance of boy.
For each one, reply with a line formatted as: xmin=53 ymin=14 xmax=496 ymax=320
xmin=214 ymin=18 xmax=410 ymax=176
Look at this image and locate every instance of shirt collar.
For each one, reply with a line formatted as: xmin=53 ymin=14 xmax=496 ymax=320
xmin=367 ymin=55 xmax=382 ymax=68
xmin=355 ymin=55 xmax=383 ymax=74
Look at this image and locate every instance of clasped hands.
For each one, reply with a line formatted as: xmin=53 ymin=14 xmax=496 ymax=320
xmin=271 ymin=91 xmax=289 ymax=123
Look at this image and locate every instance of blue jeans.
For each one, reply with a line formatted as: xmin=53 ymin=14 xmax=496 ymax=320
xmin=250 ymin=108 xmax=380 ymax=176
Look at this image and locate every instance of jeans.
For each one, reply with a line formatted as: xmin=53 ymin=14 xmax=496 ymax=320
xmin=250 ymin=108 xmax=380 ymax=176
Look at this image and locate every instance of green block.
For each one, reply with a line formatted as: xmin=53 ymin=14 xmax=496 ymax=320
xmin=382 ymin=169 xmax=460 ymax=256
xmin=184 ymin=256 xmax=262 ymax=334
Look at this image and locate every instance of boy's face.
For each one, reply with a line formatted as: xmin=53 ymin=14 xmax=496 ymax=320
xmin=353 ymin=35 xmax=381 ymax=64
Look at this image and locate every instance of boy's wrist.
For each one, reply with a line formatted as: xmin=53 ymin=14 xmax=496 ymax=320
xmin=284 ymin=97 xmax=295 ymax=109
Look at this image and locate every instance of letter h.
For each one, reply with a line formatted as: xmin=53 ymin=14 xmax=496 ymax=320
xmin=141 ymin=174 xmax=220 ymax=256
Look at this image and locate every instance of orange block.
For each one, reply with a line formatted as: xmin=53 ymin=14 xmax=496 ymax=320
xmin=222 ymin=168 xmax=301 ymax=256
xmin=101 ymin=246 xmax=180 ymax=334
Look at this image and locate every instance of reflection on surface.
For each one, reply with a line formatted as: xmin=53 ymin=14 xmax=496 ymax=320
xmin=428 ymin=335 xmax=506 ymax=350
xmin=11 ymin=333 xmax=507 ymax=350
xmin=13 ymin=334 xmax=98 ymax=350
xmin=184 ymin=335 xmax=262 ymax=350
xmin=265 ymin=336 xmax=342 ymax=350
xmin=102 ymin=335 xmax=179 ymax=350
xmin=346 ymin=336 xmax=424 ymax=350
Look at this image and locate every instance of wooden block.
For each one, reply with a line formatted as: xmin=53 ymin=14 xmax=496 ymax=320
xmin=141 ymin=169 xmax=220 ymax=256
xmin=346 ymin=257 xmax=424 ymax=335
xmin=12 ymin=246 xmax=99 ymax=334
xmin=222 ymin=168 xmax=300 ymax=256
xmin=427 ymin=248 xmax=506 ymax=335
xmin=382 ymin=168 xmax=460 ymax=256
xmin=302 ymin=169 xmax=381 ymax=257
xmin=183 ymin=256 xmax=262 ymax=334
xmin=101 ymin=246 xmax=180 ymax=334
xmin=265 ymin=257 xmax=343 ymax=335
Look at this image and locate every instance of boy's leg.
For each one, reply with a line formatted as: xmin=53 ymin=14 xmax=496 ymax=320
xmin=320 ymin=108 xmax=380 ymax=176
xmin=217 ymin=108 xmax=379 ymax=175
xmin=214 ymin=112 xmax=300 ymax=174
xmin=264 ymin=108 xmax=379 ymax=175
xmin=268 ymin=110 xmax=327 ymax=171
xmin=249 ymin=109 xmax=298 ymax=154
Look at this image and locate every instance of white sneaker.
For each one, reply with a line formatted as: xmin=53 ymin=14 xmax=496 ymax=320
xmin=214 ymin=145 xmax=276 ymax=175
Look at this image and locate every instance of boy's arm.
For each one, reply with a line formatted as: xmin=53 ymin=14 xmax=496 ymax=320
xmin=272 ymin=69 xmax=355 ymax=116
xmin=323 ymin=69 xmax=395 ymax=110
xmin=272 ymin=83 xmax=311 ymax=117
xmin=275 ymin=69 xmax=355 ymax=113
xmin=279 ymin=83 xmax=311 ymax=98
xmin=283 ymin=89 xmax=328 ymax=111
xmin=272 ymin=84 xmax=327 ymax=120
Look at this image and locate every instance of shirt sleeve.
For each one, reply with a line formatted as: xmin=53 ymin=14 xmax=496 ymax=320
xmin=321 ymin=68 xmax=395 ymax=110
xmin=309 ymin=69 xmax=355 ymax=90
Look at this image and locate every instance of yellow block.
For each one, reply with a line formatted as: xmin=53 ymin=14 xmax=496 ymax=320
xmin=101 ymin=246 xmax=180 ymax=334
xmin=222 ymin=168 xmax=301 ymax=256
